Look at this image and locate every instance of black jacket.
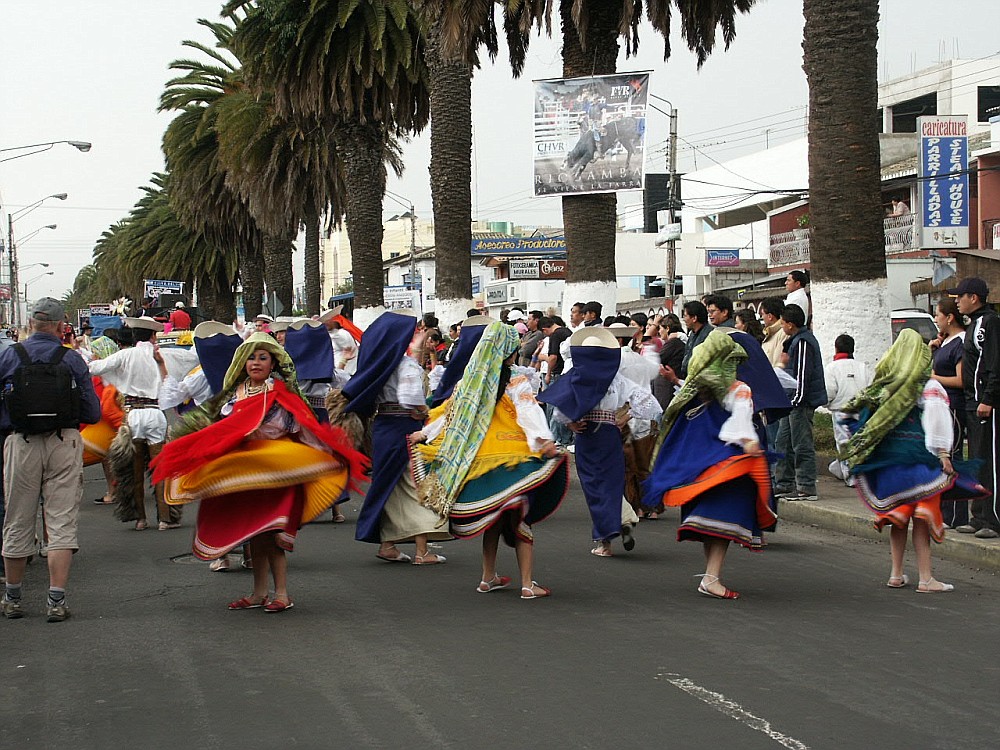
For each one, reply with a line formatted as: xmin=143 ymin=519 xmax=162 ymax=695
xmin=962 ymin=306 xmax=1000 ymax=410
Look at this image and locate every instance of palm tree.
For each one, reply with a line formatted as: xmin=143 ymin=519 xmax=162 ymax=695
xmin=430 ymin=0 xmax=757 ymax=316
xmin=226 ymin=0 xmax=429 ymax=319
xmin=159 ymin=19 xmax=268 ymax=319
xmin=803 ymin=0 xmax=889 ymax=367
xmin=413 ymin=0 xmax=534 ymax=324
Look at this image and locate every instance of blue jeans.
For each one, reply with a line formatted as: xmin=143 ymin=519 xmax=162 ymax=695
xmin=774 ymin=407 xmax=817 ymax=495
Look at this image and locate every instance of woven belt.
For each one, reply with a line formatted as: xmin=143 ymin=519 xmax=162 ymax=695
xmin=307 ymin=395 xmax=328 ymax=410
xmin=124 ymin=396 xmax=159 ymax=410
xmin=584 ymin=409 xmax=617 ymax=424
xmin=376 ymin=402 xmax=414 ymax=416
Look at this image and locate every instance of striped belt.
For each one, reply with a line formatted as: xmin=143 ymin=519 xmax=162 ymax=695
xmin=376 ymin=402 xmax=414 ymax=416
xmin=124 ymin=396 xmax=159 ymax=411
xmin=584 ymin=409 xmax=617 ymax=424
xmin=307 ymin=395 xmax=328 ymax=410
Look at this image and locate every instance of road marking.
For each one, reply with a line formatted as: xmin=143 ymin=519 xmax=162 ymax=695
xmin=657 ymin=672 xmax=810 ymax=750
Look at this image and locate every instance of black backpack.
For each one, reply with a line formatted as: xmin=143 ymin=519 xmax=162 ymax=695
xmin=5 ymin=344 xmax=81 ymax=434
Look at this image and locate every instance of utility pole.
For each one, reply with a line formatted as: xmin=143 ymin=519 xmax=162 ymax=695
xmin=666 ymin=106 xmax=679 ymax=303
xmin=409 ymin=201 xmax=417 ymax=293
xmin=7 ymin=214 xmax=17 ymax=329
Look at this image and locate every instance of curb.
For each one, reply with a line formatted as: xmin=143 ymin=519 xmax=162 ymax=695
xmin=778 ymin=498 xmax=1000 ymax=572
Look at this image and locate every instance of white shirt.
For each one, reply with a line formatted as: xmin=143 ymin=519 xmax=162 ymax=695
xmin=824 ymin=357 xmax=871 ymax=411
xmin=159 ymin=367 xmax=213 ymax=409
xmin=423 ymin=374 xmax=553 ymax=451
xmin=718 ymin=382 xmax=760 ymax=445
xmin=784 ymin=287 xmax=809 ymax=317
xmin=378 ymin=355 xmax=425 ymax=408
xmin=919 ymin=379 xmax=953 ymax=456
xmin=89 ymin=341 xmax=162 ymax=398
xmin=553 ymin=371 xmax=663 ymax=426
xmin=329 ymin=328 xmax=357 ymax=375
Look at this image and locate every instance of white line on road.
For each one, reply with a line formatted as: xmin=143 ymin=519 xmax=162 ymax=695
xmin=657 ymin=672 xmax=810 ymax=750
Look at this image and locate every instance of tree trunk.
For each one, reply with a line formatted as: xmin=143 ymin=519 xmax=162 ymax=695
xmin=196 ymin=267 xmax=236 ymax=324
xmin=262 ymin=230 xmax=295 ymax=316
xmin=303 ymin=203 xmax=321 ymax=316
xmin=560 ymin=0 xmax=621 ymax=318
xmin=803 ymin=0 xmax=890 ymax=369
xmin=240 ymin=238 xmax=265 ymax=321
xmin=425 ymin=11 xmax=474 ymax=321
xmin=337 ymin=120 xmax=387 ymax=312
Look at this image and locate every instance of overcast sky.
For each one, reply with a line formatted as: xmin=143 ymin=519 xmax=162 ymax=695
xmin=1 ymin=0 xmax=997 ymax=301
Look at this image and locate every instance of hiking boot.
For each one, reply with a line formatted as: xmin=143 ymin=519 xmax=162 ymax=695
xmin=2 ymin=597 xmax=24 ymax=619
xmin=46 ymin=603 xmax=70 ymax=623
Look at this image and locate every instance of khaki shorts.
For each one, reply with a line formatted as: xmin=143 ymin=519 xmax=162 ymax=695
xmin=2 ymin=430 xmax=84 ymax=558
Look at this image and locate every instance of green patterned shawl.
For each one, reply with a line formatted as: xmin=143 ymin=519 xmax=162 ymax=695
xmin=419 ymin=321 xmax=520 ymax=518
xmin=89 ymin=336 xmax=119 ymax=360
xmin=653 ymin=329 xmax=748 ymax=461
xmin=841 ymin=328 xmax=929 ymax=468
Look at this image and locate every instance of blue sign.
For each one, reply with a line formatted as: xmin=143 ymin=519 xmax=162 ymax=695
xmin=471 ymin=236 xmax=566 ymax=256
xmin=471 ymin=276 xmax=481 ymax=295
xmin=919 ymin=116 xmax=969 ymax=249
xmin=706 ymin=249 xmax=740 ymax=267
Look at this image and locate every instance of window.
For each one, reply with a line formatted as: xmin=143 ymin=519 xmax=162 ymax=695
xmin=890 ymin=93 xmax=937 ymax=133
xmin=978 ymin=86 xmax=1000 ymax=123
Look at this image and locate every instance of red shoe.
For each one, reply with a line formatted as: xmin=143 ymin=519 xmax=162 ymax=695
xmin=696 ymin=575 xmax=740 ymax=600
xmin=227 ymin=596 xmax=268 ymax=610
xmin=263 ymin=599 xmax=294 ymax=613
xmin=477 ymin=575 xmax=512 ymax=593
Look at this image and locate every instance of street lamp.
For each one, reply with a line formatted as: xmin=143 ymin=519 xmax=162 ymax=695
xmin=23 ymin=271 xmax=55 ymax=317
xmin=386 ymin=190 xmax=417 ymax=292
xmin=0 ymin=140 xmax=91 ymax=164
xmin=6 ymin=194 xmax=67 ymax=328
xmin=16 ymin=225 xmax=56 ymax=246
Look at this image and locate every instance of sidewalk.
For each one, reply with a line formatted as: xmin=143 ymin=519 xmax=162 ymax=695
xmin=779 ymin=467 xmax=1000 ymax=571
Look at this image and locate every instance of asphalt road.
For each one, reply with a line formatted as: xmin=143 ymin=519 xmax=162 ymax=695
xmin=1 ymin=464 xmax=998 ymax=750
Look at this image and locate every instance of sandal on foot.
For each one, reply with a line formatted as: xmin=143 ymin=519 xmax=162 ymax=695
xmin=228 ymin=596 xmax=268 ymax=610
xmin=590 ymin=544 xmax=613 ymax=557
xmin=696 ymin=574 xmax=740 ymax=600
xmin=886 ymin=574 xmax=909 ymax=588
xmin=375 ymin=550 xmax=412 ymax=563
xmin=916 ymin=579 xmax=955 ymax=593
xmin=209 ymin=558 xmax=231 ymax=572
xmin=134 ymin=520 xmax=149 ymax=531
xmin=413 ymin=552 xmax=447 ymax=565
xmin=621 ymin=524 xmax=636 ymax=552
xmin=332 ymin=512 xmax=346 ymax=523
xmin=263 ymin=599 xmax=294 ymax=613
xmin=477 ymin=575 xmax=512 ymax=593
xmin=520 ymin=582 xmax=551 ymax=600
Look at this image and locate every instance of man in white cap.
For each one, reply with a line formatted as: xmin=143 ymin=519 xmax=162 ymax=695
xmin=89 ymin=317 xmax=181 ymax=531
xmin=169 ymin=301 xmax=192 ymax=331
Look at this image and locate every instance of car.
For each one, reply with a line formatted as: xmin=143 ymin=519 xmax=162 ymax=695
xmin=891 ymin=308 xmax=937 ymax=343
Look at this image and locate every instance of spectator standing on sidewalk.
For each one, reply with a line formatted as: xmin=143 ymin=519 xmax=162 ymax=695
xmin=784 ymin=271 xmax=810 ymax=326
xmin=929 ymin=298 xmax=969 ymax=529
xmin=0 ymin=298 xmax=100 ymax=621
xmin=704 ymin=295 xmax=736 ymax=329
xmin=679 ymin=301 xmax=714 ymax=378
xmin=825 ymin=334 xmax=870 ymax=485
xmin=773 ymin=304 xmax=827 ymax=501
xmin=950 ymin=277 xmax=1000 ymax=539
xmin=760 ymin=298 xmax=789 ymax=368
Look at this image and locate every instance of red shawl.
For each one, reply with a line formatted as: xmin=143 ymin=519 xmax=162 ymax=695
xmin=151 ymin=380 xmax=368 ymax=487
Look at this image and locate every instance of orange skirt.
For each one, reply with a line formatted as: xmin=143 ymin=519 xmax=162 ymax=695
xmin=873 ymin=494 xmax=945 ymax=543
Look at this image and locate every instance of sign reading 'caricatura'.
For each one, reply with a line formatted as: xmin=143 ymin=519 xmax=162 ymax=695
xmin=532 ymin=72 xmax=650 ymax=197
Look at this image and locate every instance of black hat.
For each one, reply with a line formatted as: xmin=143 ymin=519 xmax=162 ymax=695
xmin=947 ymin=277 xmax=989 ymax=301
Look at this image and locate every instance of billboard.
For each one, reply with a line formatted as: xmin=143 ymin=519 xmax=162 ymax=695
xmin=918 ymin=115 xmax=969 ymax=249
xmin=533 ymin=72 xmax=650 ymax=196
xmin=143 ymin=279 xmax=184 ymax=302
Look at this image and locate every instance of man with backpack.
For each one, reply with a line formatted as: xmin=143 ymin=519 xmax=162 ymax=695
xmin=0 ymin=298 xmax=99 ymax=622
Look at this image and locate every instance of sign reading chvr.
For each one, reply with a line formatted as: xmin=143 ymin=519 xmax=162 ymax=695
xmin=706 ymin=249 xmax=740 ymax=267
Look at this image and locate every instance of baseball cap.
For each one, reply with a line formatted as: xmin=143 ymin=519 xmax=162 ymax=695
xmin=175 ymin=301 xmax=186 ymax=309
xmin=507 ymin=308 xmax=527 ymax=322
xmin=947 ymin=277 xmax=989 ymax=301
xmin=31 ymin=297 xmax=65 ymax=322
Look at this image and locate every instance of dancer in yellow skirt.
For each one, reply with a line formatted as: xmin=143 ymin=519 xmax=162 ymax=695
xmin=152 ymin=333 xmax=366 ymax=613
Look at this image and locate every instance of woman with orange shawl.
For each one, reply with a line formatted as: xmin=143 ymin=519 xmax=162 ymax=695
xmin=81 ymin=336 xmax=126 ymax=504
xmin=152 ymin=333 xmax=366 ymax=612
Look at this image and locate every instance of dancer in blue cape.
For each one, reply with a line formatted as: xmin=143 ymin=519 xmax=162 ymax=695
xmin=341 ymin=311 xmax=450 ymax=564
xmin=645 ymin=330 xmax=776 ymax=600
xmin=538 ymin=326 xmax=662 ymax=557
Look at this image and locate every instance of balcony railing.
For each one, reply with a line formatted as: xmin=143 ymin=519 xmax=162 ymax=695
xmin=883 ymin=214 xmax=915 ymax=255
xmin=769 ymin=214 xmax=918 ymax=266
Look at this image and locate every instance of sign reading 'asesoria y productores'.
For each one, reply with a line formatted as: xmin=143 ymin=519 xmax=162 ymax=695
xmin=532 ymin=72 xmax=650 ymax=197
